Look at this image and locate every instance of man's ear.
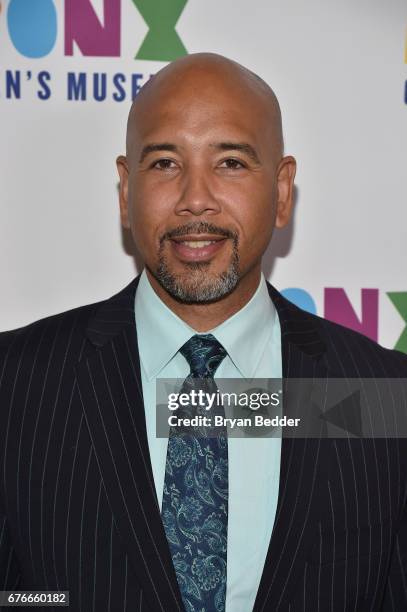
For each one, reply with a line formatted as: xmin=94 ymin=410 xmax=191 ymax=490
xmin=275 ymin=155 xmax=297 ymax=228
xmin=116 ymin=155 xmax=130 ymax=229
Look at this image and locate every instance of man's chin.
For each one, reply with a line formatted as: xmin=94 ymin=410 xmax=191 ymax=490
xmin=153 ymin=265 xmax=240 ymax=304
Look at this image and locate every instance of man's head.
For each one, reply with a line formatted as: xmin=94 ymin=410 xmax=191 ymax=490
xmin=117 ymin=53 xmax=296 ymax=304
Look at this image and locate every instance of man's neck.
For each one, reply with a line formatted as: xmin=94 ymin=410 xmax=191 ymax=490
xmin=145 ymin=268 xmax=262 ymax=332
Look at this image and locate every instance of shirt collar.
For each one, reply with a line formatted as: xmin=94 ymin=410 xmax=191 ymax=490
xmin=208 ymin=274 xmax=276 ymax=378
xmin=135 ymin=270 xmax=276 ymax=380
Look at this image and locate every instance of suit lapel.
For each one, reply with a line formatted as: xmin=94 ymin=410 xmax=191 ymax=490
xmin=252 ymin=284 xmax=333 ymax=611
xmin=76 ymin=277 xmax=184 ymax=612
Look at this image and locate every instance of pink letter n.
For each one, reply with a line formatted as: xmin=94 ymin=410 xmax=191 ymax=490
xmin=324 ymin=288 xmax=379 ymax=342
xmin=65 ymin=0 xmax=120 ymax=57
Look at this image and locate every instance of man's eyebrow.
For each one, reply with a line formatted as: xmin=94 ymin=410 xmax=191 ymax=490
xmin=211 ymin=142 xmax=261 ymax=164
xmin=139 ymin=143 xmax=178 ymax=163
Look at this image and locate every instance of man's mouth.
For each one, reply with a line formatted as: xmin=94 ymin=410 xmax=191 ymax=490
xmin=169 ymin=234 xmax=228 ymax=262
xmin=179 ymin=240 xmax=218 ymax=249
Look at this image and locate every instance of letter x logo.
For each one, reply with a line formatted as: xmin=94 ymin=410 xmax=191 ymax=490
xmin=132 ymin=0 xmax=188 ymax=61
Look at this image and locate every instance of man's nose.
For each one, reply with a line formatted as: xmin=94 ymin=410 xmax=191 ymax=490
xmin=174 ymin=167 xmax=221 ymax=216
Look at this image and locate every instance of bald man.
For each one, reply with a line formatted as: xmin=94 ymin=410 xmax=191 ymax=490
xmin=0 ymin=54 xmax=406 ymax=612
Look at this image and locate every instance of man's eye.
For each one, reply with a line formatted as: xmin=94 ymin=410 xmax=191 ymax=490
xmin=152 ymin=159 xmax=176 ymax=170
xmin=219 ymin=158 xmax=245 ymax=169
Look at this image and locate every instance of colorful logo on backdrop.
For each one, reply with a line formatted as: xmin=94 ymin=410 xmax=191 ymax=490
xmin=2 ymin=0 xmax=189 ymax=101
xmin=281 ymin=288 xmax=407 ymax=354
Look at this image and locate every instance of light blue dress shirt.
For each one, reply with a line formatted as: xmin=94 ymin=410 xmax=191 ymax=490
xmin=135 ymin=270 xmax=282 ymax=612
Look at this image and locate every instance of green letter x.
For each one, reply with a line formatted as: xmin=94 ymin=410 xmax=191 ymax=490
xmin=387 ymin=292 xmax=407 ymax=353
xmin=133 ymin=0 xmax=188 ymax=61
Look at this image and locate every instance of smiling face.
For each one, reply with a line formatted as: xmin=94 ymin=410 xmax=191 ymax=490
xmin=117 ymin=54 xmax=296 ymax=306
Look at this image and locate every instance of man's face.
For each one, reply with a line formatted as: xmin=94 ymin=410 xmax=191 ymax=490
xmin=118 ymin=69 xmax=295 ymax=303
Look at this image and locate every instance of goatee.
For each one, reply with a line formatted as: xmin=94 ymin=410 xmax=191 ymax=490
xmin=151 ymin=222 xmax=240 ymax=304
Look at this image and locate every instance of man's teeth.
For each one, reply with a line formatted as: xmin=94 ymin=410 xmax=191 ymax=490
xmin=180 ymin=240 xmax=217 ymax=248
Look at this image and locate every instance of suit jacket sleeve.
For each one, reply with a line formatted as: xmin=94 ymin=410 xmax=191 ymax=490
xmin=0 ymin=340 xmax=21 ymax=590
xmin=381 ymin=496 xmax=407 ymax=610
xmin=0 ymin=504 xmax=21 ymax=590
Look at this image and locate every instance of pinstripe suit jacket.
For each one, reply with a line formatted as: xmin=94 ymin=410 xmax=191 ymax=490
xmin=0 ymin=276 xmax=406 ymax=612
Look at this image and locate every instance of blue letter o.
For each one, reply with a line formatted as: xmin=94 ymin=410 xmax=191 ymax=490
xmin=7 ymin=0 xmax=57 ymax=58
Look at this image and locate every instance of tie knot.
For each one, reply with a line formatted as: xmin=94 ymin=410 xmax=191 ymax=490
xmin=179 ymin=334 xmax=227 ymax=378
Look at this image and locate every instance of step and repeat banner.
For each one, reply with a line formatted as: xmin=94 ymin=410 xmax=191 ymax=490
xmin=1 ymin=0 xmax=406 ymax=351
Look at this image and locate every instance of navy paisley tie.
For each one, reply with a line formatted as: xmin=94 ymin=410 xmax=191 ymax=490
xmin=161 ymin=334 xmax=228 ymax=612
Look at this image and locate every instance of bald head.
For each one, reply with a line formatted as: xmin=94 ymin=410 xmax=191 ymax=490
xmin=125 ymin=53 xmax=283 ymax=162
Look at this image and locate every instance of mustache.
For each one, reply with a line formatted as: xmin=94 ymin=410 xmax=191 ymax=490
xmin=160 ymin=221 xmax=238 ymax=243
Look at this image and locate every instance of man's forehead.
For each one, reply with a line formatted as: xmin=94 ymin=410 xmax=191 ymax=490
xmin=125 ymin=53 xmax=283 ymax=158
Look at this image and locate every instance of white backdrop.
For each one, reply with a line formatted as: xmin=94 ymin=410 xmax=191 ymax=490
xmin=1 ymin=0 xmax=406 ymax=351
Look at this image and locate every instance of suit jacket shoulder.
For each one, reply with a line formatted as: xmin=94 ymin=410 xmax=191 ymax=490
xmin=267 ymin=281 xmax=407 ymax=378
xmin=317 ymin=310 xmax=407 ymax=376
xmin=0 ymin=303 xmax=100 ymax=389
xmin=0 ymin=277 xmax=138 ymax=368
